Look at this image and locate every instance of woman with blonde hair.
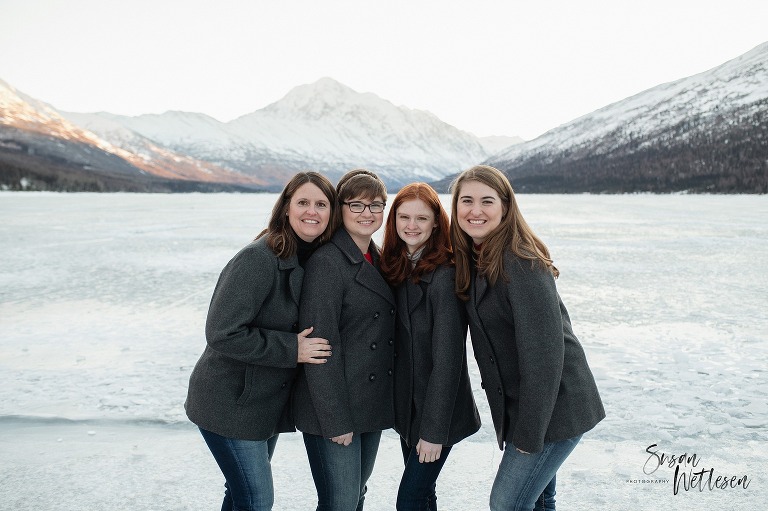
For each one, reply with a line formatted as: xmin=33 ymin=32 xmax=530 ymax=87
xmin=450 ymin=165 xmax=604 ymax=511
xmin=380 ymin=182 xmax=480 ymax=510
xmin=186 ymin=171 xmax=337 ymax=511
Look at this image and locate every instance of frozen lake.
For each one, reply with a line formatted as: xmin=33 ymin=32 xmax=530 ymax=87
xmin=1 ymin=191 xmax=766 ymax=509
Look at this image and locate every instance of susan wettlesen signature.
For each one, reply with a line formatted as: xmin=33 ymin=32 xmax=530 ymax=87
xmin=643 ymin=444 xmax=751 ymax=495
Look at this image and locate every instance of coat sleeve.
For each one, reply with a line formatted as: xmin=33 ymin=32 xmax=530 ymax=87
xmin=418 ymin=269 xmax=469 ymax=445
xmin=506 ymin=258 xmax=564 ymax=453
xmin=204 ymin=246 xmax=299 ymax=368
xmin=299 ymin=251 xmax=356 ymax=438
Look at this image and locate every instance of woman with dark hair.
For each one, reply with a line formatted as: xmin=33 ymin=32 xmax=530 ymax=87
xmin=292 ymin=169 xmax=395 ymax=511
xmin=380 ymin=183 xmax=480 ymax=511
xmin=185 ymin=171 xmax=337 ymax=511
xmin=449 ymin=165 xmax=605 ymax=511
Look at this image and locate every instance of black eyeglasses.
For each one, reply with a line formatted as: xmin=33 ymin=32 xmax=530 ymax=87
xmin=342 ymin=201 xmax=385 ymax=214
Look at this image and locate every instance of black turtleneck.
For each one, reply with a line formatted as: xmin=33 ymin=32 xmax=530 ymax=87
xmin=296 ymin=236 xmax=319 ymax=267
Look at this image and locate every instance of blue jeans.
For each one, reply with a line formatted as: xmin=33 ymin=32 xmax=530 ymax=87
xmin=396 ymin=438 xmax=453 ymax=511
xmin=199 ymin=427 xmax=279 ymax=511
xmin=303 ymin=431 xmax=382 ymax=511
xmin=489 ymin=435 xmax=581 ymax=511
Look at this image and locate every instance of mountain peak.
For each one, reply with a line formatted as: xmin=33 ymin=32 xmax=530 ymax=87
xmin=307 ymin=76 xmax=356 ymax=94
xmin=262 ymin=78 xmax=381 ymax=119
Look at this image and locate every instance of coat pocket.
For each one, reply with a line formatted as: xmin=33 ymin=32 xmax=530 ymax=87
xmin=236 ymin=364 xmax=255 ymax=405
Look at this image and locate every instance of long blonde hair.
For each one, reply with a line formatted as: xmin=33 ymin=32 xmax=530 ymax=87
xmin=449 ymin=165 xmax=558 ymax=300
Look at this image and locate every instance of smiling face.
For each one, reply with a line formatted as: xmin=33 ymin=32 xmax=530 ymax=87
xmin=455 ymin=180 xmax=504 ymax=245
xmin=342 ymin=195 xmax=385 ymax=249
xmin=395 ymin=198 xmax=436 ymax=254
xmin=287 ymin=182 xmax=332 ymax=242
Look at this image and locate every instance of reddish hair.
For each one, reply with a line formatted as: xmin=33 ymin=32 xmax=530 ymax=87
xmin=380 ymin=183 xmax=452 ymax=286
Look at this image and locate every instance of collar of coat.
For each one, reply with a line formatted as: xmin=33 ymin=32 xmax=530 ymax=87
xmin=332 ymin=227 xmax=381 ymax=266
xmin=256 ymin=237 xmax=302 ymax=306
xmin=396 ymin=266 xmax=443 ymax=336
xmin=332 ymin=228 xmax=394 ymax=305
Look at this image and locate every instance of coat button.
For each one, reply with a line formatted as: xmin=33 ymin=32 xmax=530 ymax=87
xmin=388 ymin=338 xmax=393 ymax=346
xmin=489 ymin=356 xmax=495 ymax=364
xmin=387 ymin=368 xmax=393 ymax=376
xmin=370 ymin=342 xmax=377 ymax=350
xmin=373 ymin=312 xmax=380 ymax=319
xmin=394 ymin=351 xmax=398 ymax=358
xmin=390 ymin=308 xmax=395 ymax=315
xmin=497 ymin=387 xmax=503 ymax=395
xmin=281 ymin=382 xmax=287 ymax=389
xmin=369 ymin=373 xmax=376 ymax=381
xmin=292 ymin=323 xmax=298 ymax=332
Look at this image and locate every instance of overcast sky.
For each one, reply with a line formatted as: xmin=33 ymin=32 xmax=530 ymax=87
xmin=1 ymin=0 xmax=766 ymax=140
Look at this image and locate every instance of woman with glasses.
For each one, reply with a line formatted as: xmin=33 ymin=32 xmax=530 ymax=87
xmin=293 ymin=169 xmax=396 ymax=511
xmin=185 ymin=172 xmax=336 ymax=511
xmin=380 ymin=183 xmax=481 ymax=510
xmin=450 ymin=165 xmax=604 ymax=511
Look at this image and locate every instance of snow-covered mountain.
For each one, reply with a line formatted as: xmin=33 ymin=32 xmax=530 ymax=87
xmin=0 ymin=79 xmax=264 ymax=191
xmin=70 ymin=78 xmax=495 ymax=188
xmin=8 ymin=39 xmax=766 ymax=195
xmin=482 ymin=42 xmax=768 ymax=193
xmin=0 ymin=78 xmax=121 ymax=156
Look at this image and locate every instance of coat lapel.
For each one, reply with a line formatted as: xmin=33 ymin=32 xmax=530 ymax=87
xmin=333 ymin=229 xmax=395 ymax=305
xmin=278 ymin=255 xmax=303 ymax=307
xmin=472 ymin=265 xmax=489 ymax=307
xmin=396 ymin=282 xmax=412 ymax=336
xmin=397 ymin=268 xmax=431 ymax=337
xmin=408 ymin=269 xmax=433 ymax=315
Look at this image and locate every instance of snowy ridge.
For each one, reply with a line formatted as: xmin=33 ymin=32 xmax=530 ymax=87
xmin=1 ymin=78 xmax=124 ymax=152
xmin=490 ymin=42 xmax=768 ymax=166
xmin=61 ymin=111 xmax=265 ymax=185
xmin=1 ymin=80 xmax=263 ymax=188
xmin=65 ymin=78 xmax=495 ymax=187
xmin=232 ymin=78 xmax=486 ymax=166
xmin=92 ymin=111 xmax=241 ymax=147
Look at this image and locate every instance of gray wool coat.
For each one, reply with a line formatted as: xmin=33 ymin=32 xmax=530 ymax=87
xmin=185 ymin=237 xmax=302 ymax=440
xmin=466 ymin=252 xmax=605 ymax=454
xmin=393 ymin=264 xmax=481 ymax=448
xmin=292 ymin=228 xmax=396 ymax=438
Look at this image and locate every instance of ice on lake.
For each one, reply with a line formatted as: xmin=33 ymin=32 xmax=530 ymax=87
xmin=1 ymin=192 xmax=766 ymax=509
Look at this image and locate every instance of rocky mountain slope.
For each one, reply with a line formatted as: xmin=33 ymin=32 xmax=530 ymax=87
xmin=0 ymin=79 xmax=265 ymax=192
xmin=475 ymin=42 xmax=768 ymax=193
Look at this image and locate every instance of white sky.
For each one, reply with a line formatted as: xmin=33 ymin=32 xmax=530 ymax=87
xmin=1 ymin=0 xmax=767 ymax=140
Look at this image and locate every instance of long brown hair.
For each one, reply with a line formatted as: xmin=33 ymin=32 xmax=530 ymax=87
xmin=256 ymin=171 xmax=336 ymax=258
xmin=449 ymin=165 xmax=558 ymax=300
xmin=380 ymin=183 xmax=452 ymax=286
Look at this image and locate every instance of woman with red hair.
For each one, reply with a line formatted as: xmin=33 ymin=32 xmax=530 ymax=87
xmin=380 ymin=183 xmax=480 ymax=510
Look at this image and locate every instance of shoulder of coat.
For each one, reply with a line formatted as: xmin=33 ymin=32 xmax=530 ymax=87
xmin=236 ymin=237 xmax=279 ymax=267
xmin=428 ymin=264 xmax=457 ymax=291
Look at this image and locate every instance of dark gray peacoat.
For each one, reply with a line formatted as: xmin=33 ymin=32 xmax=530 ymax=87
xmin=185 ymin=237 xmax=302 ymax=440
xmin=393 ymin=264 xmax=481 ymax=448
xmin=292 ymin=228 xmax=396 ymax=438
xmin=466 ymin=252 xmax=605 ymax=453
